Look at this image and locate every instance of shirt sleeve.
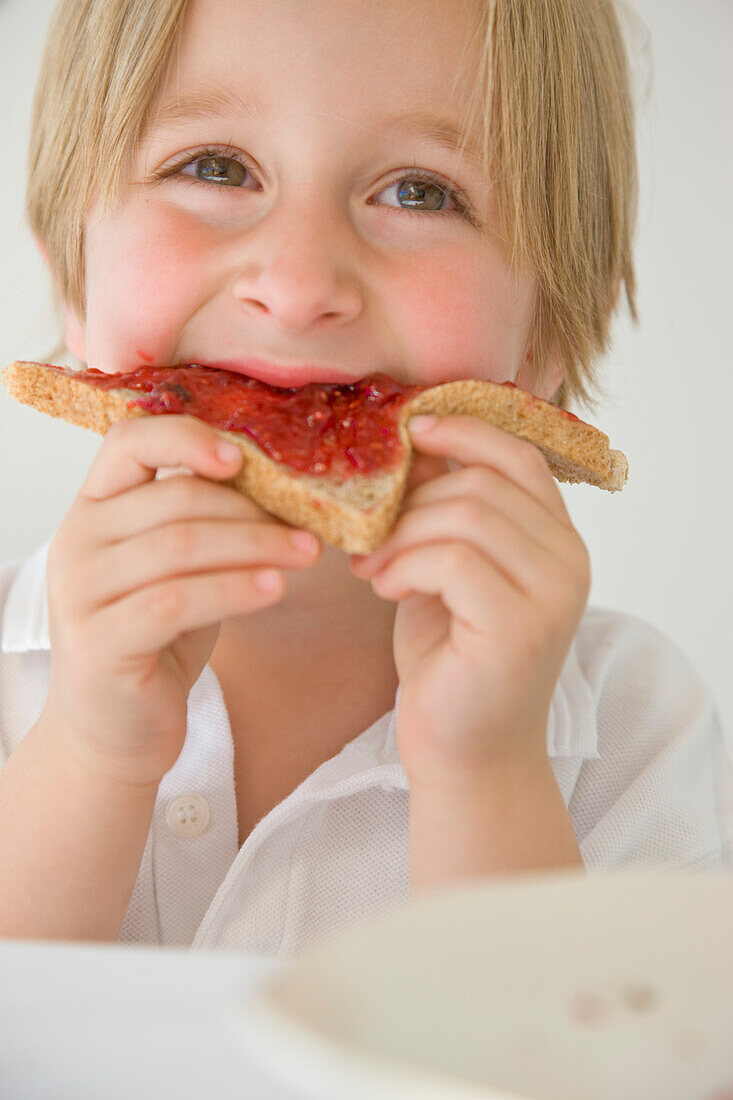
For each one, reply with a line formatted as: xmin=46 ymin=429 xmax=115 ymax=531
xmin=568 ymin=610 xmax=733 ymax=872
xmin=0 ymin=557 xmax=50 ymax=769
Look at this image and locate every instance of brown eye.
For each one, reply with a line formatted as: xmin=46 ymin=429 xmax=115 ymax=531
xmin=193 ymin=156 xmax=248 ymax=186
xmin=371 ymin=174 xmax=465 ymax=216
xmin=397 ymin=179 xmax=452 ymax=211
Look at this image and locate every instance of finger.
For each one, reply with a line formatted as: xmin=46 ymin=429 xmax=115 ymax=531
xmin=403 ymin=450 xmax=451 ymax=496
xmin=371 ymin=541 xmax=526 ymax=642
xmin=395 ymin=464 xmax=575 ymax=562
xmin=81 ymin=415 xmax=243 ymax=502
xmin=92 ymin=472 xmax=277 ymax=545
xmin=407 ymin=415 xmax=572 ymax=527
xmin=356 ymin=495 xmax=553 ymax=599
xmin=85 ymin=518 xmax=321 ymax=610
xmin=91 ymin=566 xmax=292 ymax=659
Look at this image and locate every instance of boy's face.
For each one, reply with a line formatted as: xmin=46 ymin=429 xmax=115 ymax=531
xmin=70 ymin=0 xmax=561 ymax=397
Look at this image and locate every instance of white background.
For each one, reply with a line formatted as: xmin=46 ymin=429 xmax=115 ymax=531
xmin=0 ymin=0 xmax=731 ymax=744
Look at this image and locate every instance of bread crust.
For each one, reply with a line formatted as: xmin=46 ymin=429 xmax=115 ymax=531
xmin=2 ymin=361 xmax=628 ymax=553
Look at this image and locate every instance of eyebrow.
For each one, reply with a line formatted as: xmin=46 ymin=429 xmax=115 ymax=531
xmin=148 ymin=88 xmax=261 ymax=129
xmin=146 ymin=87 xmax=483 ymax=168
xmin=371 ymin=108 xmax=483 ymax=168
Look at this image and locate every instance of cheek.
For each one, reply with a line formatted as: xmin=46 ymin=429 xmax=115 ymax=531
xmin=390 ymin=249 xmax=535 ymax=386
xmin=83 ymin=203 xmax=214 ymax=370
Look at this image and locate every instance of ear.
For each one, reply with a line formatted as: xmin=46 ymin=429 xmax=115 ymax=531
xmin=35 ymin=236 xmax=51 ymax=268
xmin=515 ymin=345 xmax=564 ymax=402
xmin=63 ymin=304 xmax=88 ymax=363
xmin=35 ymin=235 xmax=88 ymax=363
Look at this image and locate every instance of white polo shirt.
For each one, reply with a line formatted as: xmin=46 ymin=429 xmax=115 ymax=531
xmin=1 ymin=540 xmax=731 ymax=958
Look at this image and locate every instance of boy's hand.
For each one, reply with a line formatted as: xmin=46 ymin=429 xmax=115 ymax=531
xmin=350 ymin=415 xmax=591 ymax=791
xmin=42 ymin=415 xmax=322 ymax=789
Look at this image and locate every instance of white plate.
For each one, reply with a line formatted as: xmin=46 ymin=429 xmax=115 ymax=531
xmin=238 ymin=870 xmax=733 ymax=1100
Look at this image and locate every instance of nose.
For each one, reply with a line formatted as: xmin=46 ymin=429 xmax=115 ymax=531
xmin=231 ymin=198 xmax=364 ymax=334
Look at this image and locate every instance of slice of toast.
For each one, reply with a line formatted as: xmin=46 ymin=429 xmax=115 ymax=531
xmin=1 ymin=360 xmax=628 ymax=554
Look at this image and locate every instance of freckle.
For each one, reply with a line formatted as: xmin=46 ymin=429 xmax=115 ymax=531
xmin=567 ymin=991 xmax=608 ymax=1026
xmin=622 ymin=984 xmax=659 ymax=1013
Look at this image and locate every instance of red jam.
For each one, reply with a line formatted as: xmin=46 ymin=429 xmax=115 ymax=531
xmin=49 ymin=363 xmax=583 ymax=477
xmin=54 ymin=364 xmax=423 ymax=478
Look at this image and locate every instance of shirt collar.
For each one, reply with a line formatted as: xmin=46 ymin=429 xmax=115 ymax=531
xmin=1 ymin=539 xmax=598 ymax=762
xmin=1 ymin=539 xmax=52 ymax=654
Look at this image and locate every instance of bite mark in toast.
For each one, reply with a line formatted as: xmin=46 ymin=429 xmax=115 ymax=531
xmin=1 ymin=361 xmax=628 ymax=553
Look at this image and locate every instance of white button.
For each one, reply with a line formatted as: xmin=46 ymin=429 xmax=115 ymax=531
xmin=165 ymin=794 xmax=211 ymax=837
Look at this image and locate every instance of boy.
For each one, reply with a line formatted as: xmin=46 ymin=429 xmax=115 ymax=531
xmin=0 ymin=0 xmax=730 ymax=955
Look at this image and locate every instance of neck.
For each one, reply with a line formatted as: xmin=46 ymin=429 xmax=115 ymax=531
xmin=210 ymin=543 xmax=398 ymax=685
xmin=208 ymin=546 xmax=399 ymax=846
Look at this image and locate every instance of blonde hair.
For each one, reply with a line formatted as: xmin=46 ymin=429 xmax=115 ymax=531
xmin=28 ymin=0 xmax=642 ymax=412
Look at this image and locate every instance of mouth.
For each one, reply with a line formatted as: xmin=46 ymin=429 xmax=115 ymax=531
xmin=184 ymin=357 xmax=365 ymax=389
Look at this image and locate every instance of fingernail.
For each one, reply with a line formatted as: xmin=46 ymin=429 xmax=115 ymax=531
xmin=290 ymin=530 xmax=319 ymax=554
xmin=409 ymin=415 xmax=438 ymax=433
xmin=216 ymin=440 xmax=241 ymax=463
xmin=254 ymin=569 xmax=283 ymax=593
